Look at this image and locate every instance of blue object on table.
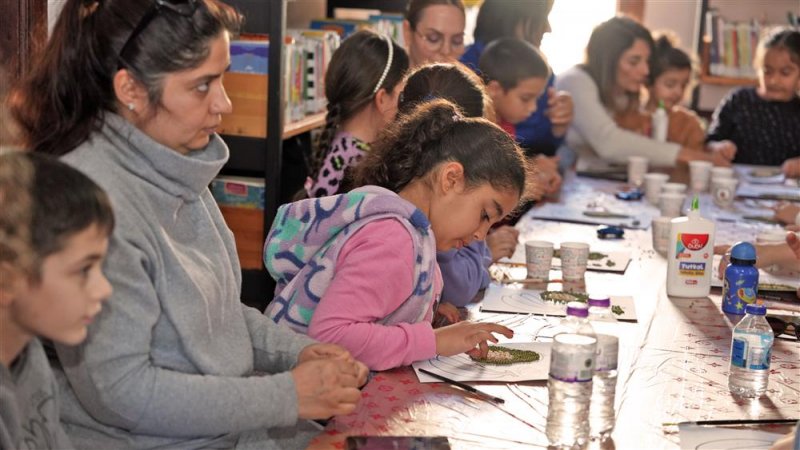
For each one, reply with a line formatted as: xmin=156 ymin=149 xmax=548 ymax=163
xmin=615 ymin=188 xmax=644 ymax=201
xmin=721 ymin=241 xmax=759 ymax=315
xmin=597 ymin=225 xmax=625 ymax=239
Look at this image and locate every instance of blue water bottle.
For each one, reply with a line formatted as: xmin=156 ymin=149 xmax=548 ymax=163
xmin=721 ymin=242 xmax=759 ymax=315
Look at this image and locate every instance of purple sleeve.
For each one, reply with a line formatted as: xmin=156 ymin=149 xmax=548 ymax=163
xmin=436 ymin=241 xmax=492 ymax=307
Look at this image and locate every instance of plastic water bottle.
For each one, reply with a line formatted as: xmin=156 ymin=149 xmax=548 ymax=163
xmin=721 ymin=242 xmax=759 ymax=315
xmin=558 ymin=302 xmax=596 ymax=337
xmin=546 ymin=333 xmax=598 ymax=448
xmin=586 ymin=294 xmax=619 ymax=440
xmin=652 ymin=100 xmax=668 ymax=142
xmin=728 ymin=304 xmax=774 ymax=398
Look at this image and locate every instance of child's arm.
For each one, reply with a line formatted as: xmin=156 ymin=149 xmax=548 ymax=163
xmin=308 ymin=219 xmax=437 ymax=371
xmin=705 ymin=90 xmax=739 ymax=157
xmin=782 ymin=156 xmax=800 ymax=178
xmin=437 ymin=241 xmax=492 ymax=307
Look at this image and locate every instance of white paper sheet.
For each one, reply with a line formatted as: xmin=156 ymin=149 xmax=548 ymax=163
xmin=413 ymin=342 xmax=552 ymax=383
xmin=678 ymin=423 xmax=786 ymax=450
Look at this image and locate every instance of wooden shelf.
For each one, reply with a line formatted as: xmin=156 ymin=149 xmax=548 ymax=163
xmin=283 ymin=112 xmax=327 ymax=139
xmin=700 ymin=74 xmax=758 ymax=87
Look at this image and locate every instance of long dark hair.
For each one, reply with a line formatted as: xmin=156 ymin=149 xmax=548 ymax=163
xmin=583 ymin=15 xmax=653 ymax=110
xmin=473 ymin=0 xmax=553 ymax=46
xmin=406 ymin=0 xmax=465 ymax=31
xmin=648 ymin=32 xmax=694 ymax=86
xmin=355 ymin=99 xmax=526 ymax=197
xmin=308 ymin=30 xmax=409 ymax=180
xmin=11 ymin=0 xmax=242 ymax=156
xmin=0 ymin=152 xmax=114 ymax=281
xmin=398 ymin=63 xmax=486 ymax=118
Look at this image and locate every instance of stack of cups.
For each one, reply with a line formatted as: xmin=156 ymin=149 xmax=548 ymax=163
xmin=627 ymin=156 xmax=648 ymax=189
xmin=643 ymin=173 xmax=669 ymax=205
xmin=526 ymin=241 xmax=554 ymax=280
xmin=561 ymin=242 xmax=590 ymax=280
xmin=710 ymin=167 xmax=738 ymax=209
xmin=659 ymin=192 xmax=686 ymax=218
xmin=651 ymin=216 xmax=672 ymax=255
xmin=688 ymin=161 xmax=713 ymax=192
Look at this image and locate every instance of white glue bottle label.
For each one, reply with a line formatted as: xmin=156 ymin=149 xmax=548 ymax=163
xmin=666 ymin=196 xmax=716 ymax=297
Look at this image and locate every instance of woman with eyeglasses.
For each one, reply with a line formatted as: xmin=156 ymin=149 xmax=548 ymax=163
xmin=11 ymin=0 xmax=368 ymax=448
xmin=403 ymin=0 xmax=467 ymax=68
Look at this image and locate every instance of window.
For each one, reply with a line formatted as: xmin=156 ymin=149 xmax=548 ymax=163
xmin=540 ymin=0 xmax=617 ymax=76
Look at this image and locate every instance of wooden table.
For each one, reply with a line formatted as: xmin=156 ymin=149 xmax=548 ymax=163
xmin=310 ymin=173 xmax=800 ymax=449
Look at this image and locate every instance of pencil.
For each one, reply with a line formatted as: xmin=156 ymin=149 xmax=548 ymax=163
xmin=418 ymin=368 xmax=505 ymax=404
xmin=662 ymin=419 xmax=797 ymax=427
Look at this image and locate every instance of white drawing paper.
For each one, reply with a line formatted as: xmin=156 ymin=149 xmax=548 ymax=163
xmin=413 ymin=342 xmax=551 ymax=383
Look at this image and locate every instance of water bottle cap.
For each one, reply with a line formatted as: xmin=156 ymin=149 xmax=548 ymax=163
xmin=730 ymin=241 xmax=757 ymax=263
xmin=566 ymin=302 xmax=589 ymax=317
xmin=587 ymin=294 xmax=611 ymax=307
xmin=745 ymin=303 xmax=766 ymax=315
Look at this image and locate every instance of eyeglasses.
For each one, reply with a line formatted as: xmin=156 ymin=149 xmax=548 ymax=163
xmin=414 ymin=29 xmax=465 ymax=53
xmin=766 ymin=315 xmax=799 ymax=340
xmin=118 ymin=0 xmax=199 ymax=67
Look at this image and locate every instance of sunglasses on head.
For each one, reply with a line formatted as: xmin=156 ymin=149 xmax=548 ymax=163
xmin=118 ymin=0 xmax=199 ymax=67
xmin=766 ymin=315 xmax=799 ymax=340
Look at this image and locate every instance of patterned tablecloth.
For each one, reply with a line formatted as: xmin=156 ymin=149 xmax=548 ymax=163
xmin=309 ymin=173 xmax=800 ymax=450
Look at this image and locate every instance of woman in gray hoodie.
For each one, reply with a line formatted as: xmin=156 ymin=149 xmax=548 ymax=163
xmin=11 ymin=0 xmax=368 ymax=448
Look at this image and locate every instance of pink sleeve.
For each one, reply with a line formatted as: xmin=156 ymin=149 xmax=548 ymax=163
xmin=307 ymin=218 xmax=438 ymax=371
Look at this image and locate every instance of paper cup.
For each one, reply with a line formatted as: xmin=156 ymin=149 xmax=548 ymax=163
xmin=711 ymin=177 xmax=738 ymax=208
xmin=661 ymin=182 xmax=687 ymax=194
xmin=627 ymin=156 xmax=649 ymax=188
xmin=710 ymin=167 xmax=735 ymax=180
xmin=525 ymin=240 xmax=554 ymax=280
xmin=560 ymin=242 xmax=590 ymax=280
xmin=651 ymin=216 xmax=672 ymax=255
xmin=644 ymin=173 xmax=669 ymax=205
xmin=688 ymin=160 xmax=713 ymax=192
xmin=659 ymin=192 xmax=686 ymax=218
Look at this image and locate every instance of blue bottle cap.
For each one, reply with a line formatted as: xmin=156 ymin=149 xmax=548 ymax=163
xmin=566 ymin=302 xmax=589 ymax=318
xmin=744 ymin=304 xmax=767 ymax=315
xmin=587 ymin=294 xmax=611 ymax=307
xmin=730 ymin=241 xmax=757 ymax=263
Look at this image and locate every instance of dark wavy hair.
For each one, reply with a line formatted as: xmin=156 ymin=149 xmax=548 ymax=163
xmin=473 ymin=0 xmax=553 ymax=46
xmin=354 ymin=99 xmax=526 ymax=198
xmin=11 ymin=0 xmax=242 ymax=156
xmin=0 ymin=152 xmax=114 ymax=282
xmin=583 ymin=15 xmax=654 ymax=111
xmin=405 ymin=0 xmax=465 ymax=30
xmin=479 ymin=38 xmax=551 ymax=90
xmin=307 ymin=30 xmax=409 ymax=187
xmin=647 ymin=32 xmax=694 ymax=86
xmin=756 ymin=27 xmax=800 ymax=69
xmin=399 ymin=63 xmax=486 ymax=118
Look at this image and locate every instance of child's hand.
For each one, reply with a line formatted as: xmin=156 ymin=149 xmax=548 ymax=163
xmin=773 ymin=202 xmax=800 ymax=226
xmin=787 ymin=231 xmax=800 ymax=260
xmin=486 ymin=225 xmax=520 ymax=262
xmin=435 ymin=302 xmax=462 ymax=325
xmin=546 ymin=88 xmax=574 ymax=137
xmin=782 ymin=156 xmax=800 ymax=178
xmin=292 ymin=357 xmax=367 ymax=419
xmin=433 ymin=321 xmax=514 ymax=358
xmin=706 ymin=140 xmax=737 ymax=166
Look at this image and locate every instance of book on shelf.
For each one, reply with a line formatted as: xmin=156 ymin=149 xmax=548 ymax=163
xmin=704 ymin=8 xmax=761 ymax=79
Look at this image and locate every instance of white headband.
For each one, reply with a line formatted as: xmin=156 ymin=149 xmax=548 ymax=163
xmin=372 ymin=34 xmax=394 ymax=96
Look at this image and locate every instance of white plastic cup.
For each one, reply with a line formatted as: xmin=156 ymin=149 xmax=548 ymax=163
xmin=526 ymin=240 xmax=554 ymax=280
xmin=710 ymin=166 xmax=735 ymax=180
xmin=659 ymin=192 xmax=686 ymax=218
xmin=560 ymin=242 xmax=590 ymax=280
xmin=661 ymin=182 xmax=687 ymax=194
xmin=688 ymin=160 xmax=713 ymax=192
xmin=627 ymin=156 xmax=649 ymax=188
xmin=644 ymin=173 xmax=670 ymax=205
xmin=651 ymin=216 xmax=672 ymax=255
xmin=711 ymin=177 xmax=738 ymax=208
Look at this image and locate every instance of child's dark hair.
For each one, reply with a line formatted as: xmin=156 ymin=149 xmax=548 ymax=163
xmin=399 ymin=63 xmax=486 ymax=118
xmin=354 ymin=99 xmax=526 ymax=198
xmin=473 ymin=0 xmax=553 ymax=45
xmin=1 ymin=152 xmax=114 ymax=281
xmin=583 ymin=15 xmax=654 ymax=110
xmin=478 ymin=38 xmax=551 ymax=90
xmin=406 ymin=0 xmax=466 ymax=31
xmin=756 ymin=27 xmax=800 ymax=69
xmin=648 ymin=32 xmax=694 ymax=86
xmin=307 ymin=30 xmax=409 ymax=181
xmin=11 ymin=0 xmax=242 ymax=156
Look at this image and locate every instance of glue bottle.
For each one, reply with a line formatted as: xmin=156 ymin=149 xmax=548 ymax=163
xmin=652 ymin=100 xmax=669 ymax=142
xmin=666 ymin=196 xmax=716 ymax=297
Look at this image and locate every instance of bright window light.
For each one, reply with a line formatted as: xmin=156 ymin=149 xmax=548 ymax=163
xmin=540 ymin=0 xmax=617 ymax=76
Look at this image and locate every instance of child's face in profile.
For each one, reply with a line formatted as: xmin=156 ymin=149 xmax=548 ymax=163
xmin=489 ymin=76 xmax=547 ymax=125
xmin=10 ymin=224 xmax=111 ymax=346
xmin=758 ymin=47 xmax=800 ymax=102
xmin=430 ymin=179 xmax=519 ymax=252
xmin=650 ymin=68 xmax=691 ymax=110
